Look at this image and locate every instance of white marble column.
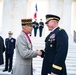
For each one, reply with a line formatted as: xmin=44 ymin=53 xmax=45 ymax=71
xmin=1 ymin=0 xmax=28 ymax=39
xmin=48 ymin=0 xmax=57 ymax=14
xmin=45 ymin=0 xmax=58 ymax=35
xmin=44 ymin=0 xmax=58 ymax=36
xmin=72 ymin=1 xmax=76 ymax=34
xmin=1 ymin=0 xmax=12 ymax=39
xmin=62 ymin=0 xmax=73 ymax=43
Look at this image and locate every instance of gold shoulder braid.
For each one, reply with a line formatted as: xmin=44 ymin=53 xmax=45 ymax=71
xmin=59 ymin=28 xmax=64 ymax=31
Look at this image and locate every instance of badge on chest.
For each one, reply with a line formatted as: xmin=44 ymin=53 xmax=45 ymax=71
xmin=48 ymin=34 xmax=55 ymax=42
xmin=48 ymin=34 xmax=56 ymax=48
xmin=11 ymin=39 xmax=14 ymax=42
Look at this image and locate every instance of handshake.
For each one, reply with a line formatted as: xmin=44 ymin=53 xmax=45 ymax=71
xmin=36 ymin=49 xmax=42 ymax=56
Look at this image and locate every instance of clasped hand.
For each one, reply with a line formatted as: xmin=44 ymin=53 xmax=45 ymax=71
xmin=36 ymin=49 xmax=42 ymax=56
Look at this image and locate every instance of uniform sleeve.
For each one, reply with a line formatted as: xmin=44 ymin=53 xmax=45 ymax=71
xmin=5 ymin=38 xmax=7 ymax=46
xmin=51 ymin=30 xmax=68 ymax=74
xmin=40 ymin=41 xmax=46 ymax=58
xmin=16 ymin=35 xmax=38 ymax=59
xmin=0 ymin=36 xmax=5 ymax=52
xmin=40 ymin=50 xmax=45 ymax=58
xmin=2 ymin=39 xmax=5 ymax=52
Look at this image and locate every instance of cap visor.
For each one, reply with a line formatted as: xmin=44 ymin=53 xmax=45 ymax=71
xmin=45 ymin=20 xmax=49 ymax=24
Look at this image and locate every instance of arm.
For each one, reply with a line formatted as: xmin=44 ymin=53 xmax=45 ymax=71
xmin=3 ymin=40 xmax=5 ymax=52
xmin=14 ymin=38 xmax=16 ymax=49
xmin=40 ymin=50 xmax=45 ymax=58
xmin=51 ymin=30 xmax=68 ymax=74
xmin=16 ymin=35 xmax=38 ymax=59
xmin=0 ymin=36 xmax=5 ymax=52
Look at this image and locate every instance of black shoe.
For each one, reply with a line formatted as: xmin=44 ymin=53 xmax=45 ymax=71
xmin=8 ymin=69 xmax=11 ymax=72
xmin=3 ymin=69 xmax=8 ymax=72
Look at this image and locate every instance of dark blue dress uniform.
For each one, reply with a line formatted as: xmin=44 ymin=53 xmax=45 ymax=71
xmin=4 ymin=37 xmax=16 ymax=71
xmin=39 ymin=19 xmax=44 ymax=37
xmin=40 ymin=14 xmax=68 ymax=75
xmin=0 ymin=36 xmax=5 ymax=65
xmin=32 ymin=20 xmax=39 ymax=37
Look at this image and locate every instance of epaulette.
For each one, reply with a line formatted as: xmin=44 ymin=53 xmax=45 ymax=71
xmin=59 ymin=28 xmax=64 ymax=31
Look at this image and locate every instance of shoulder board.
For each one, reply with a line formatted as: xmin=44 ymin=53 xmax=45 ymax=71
xmin=59 ymin=28 xmax=64 ymax=31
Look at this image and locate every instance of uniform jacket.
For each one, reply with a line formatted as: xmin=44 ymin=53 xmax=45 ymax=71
xmin=32 ymin=21 xmax=39 ymax=29
xmin=41 ymin=27 xmax=68 ymax=75
xmin=0 ymin=36 xmax=5 ymax=65
xmin=12 ymin=32 xmax=38 ymax=75
xmin=5 ymin=37 xmax=16 ymax=54
xmin=39 ymin=21 xmax=44 ymax=28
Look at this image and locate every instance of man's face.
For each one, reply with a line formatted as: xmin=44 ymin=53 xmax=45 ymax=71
xmin=8 ymin=34 xmax=12 ymax=37
xmin=25 ymin=25 xmax=33 ymax=34
xmin=46 ymin=20 xmax=58 ymax=31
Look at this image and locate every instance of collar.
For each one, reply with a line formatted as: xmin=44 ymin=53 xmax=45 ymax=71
xmin=51 ymin=26 xmax=59 ymax=32
xmin=22 ymin=30 xmax=31 ymax=43
xmin=22 ymin=30 xmax=28 ymax=36
xmin=9 ymin=37 xmax=12 ymax=39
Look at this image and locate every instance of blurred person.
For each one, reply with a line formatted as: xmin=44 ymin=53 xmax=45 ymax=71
xmin=0 ymin=36 xmax=5 ymax=65
xmin=39 ymin=19 xmax=44 ymax=37
xmin=32 ymin=19 xmax=39 ymax=37
xmin=3 ymin=31 xmax=16 ymax=72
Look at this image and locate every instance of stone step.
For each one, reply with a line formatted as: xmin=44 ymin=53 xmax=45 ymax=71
xmin=0 ymin=37 xmax=76 ymax=75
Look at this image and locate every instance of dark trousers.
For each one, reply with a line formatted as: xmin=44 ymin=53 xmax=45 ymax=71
xmin=39 ymin=28 xmax=43 ymax=37
xmin=34 ymin=28 xmax=38 ymax=37
xmin=5 ymin=53 xmax=13 ymax=71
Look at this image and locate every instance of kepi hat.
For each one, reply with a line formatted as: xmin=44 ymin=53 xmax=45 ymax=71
xmin=21 ymin=18 xmax=32 ymax=26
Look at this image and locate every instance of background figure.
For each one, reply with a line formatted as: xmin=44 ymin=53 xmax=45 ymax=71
xmin=12 ymin=18 xmax=41 ymax=75
xmin=32 ymin=19 xmax=39 ymax=37
xmin=39 ymin=14 xmax=68 ymax=75
xmin=0 ymin=36 xmax=5 ymax=65
xmin=3 ymin=31 xmax=16 ymax=72
xmin=39 ymin=19 xmax=44 ymax=37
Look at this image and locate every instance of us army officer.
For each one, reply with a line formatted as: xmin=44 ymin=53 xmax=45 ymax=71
xmin=39 ymin=14 xmax=68 ymax=75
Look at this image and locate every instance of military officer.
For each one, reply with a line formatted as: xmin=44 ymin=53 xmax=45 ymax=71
xmin=3 ymin=31 xmax=16 ymax=72
xmin=12 ymin=18 xmax=41 ymax=75
xmin=32 ymin=19 xmax=39 ymax=37
xmin=38 ymin=14 xmax=68 ymax=75
xmin=39 ymin=19 xmax=44 ymax=37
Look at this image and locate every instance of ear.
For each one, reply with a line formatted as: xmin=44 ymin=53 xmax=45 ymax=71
xmin=23 ymin=25 xmax=27 ymax=29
